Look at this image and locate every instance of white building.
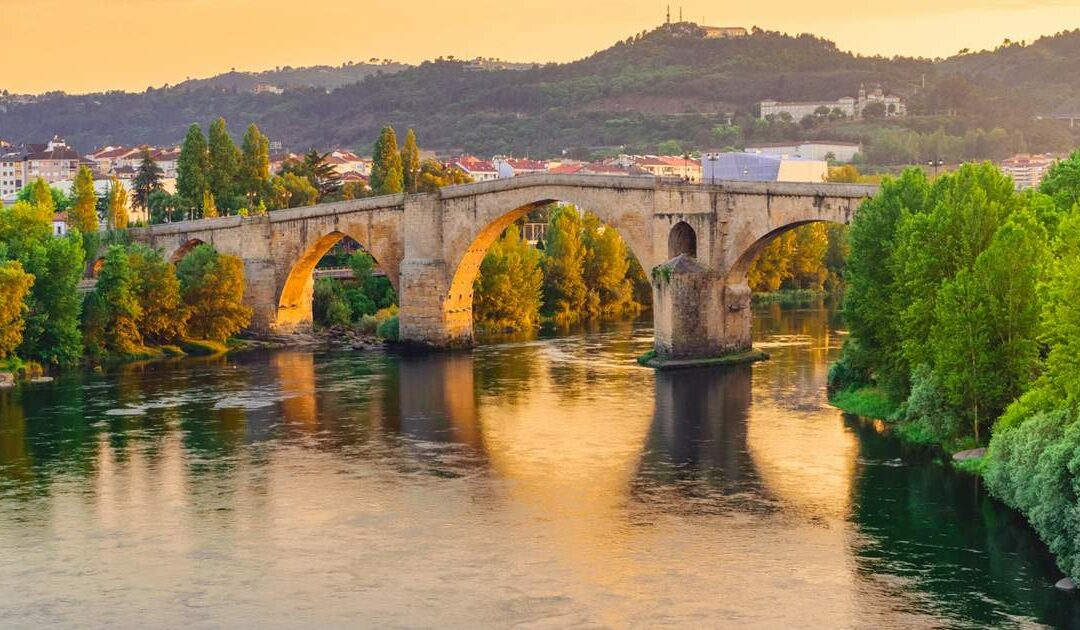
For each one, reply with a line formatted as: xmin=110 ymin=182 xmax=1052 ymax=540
xmin=760 ymin=85 xmax=905 ymax=121
xmin=452 ymin=156 xmax=499 ymax=182
xmin=1000 ymin=154 xmax=1057 ymax=191
xmin=701 ymin=152 xmax=828 ymax=184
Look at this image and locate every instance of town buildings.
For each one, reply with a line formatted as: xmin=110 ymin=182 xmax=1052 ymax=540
xmin=1000 ymin=153 xmax=1058 ymax=190
xmin=493 ymin=157 xmax=547 ymax=178
xmin=760 ymin=85 xmax=906 ymax=121
xmin=701 ymin=26 xmax=748 ymax=39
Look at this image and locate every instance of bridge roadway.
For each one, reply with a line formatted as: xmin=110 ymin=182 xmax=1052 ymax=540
xmin=129 ymin=174 xmax=877 ymax=363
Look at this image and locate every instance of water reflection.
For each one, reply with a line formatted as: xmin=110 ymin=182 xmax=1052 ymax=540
xmin=1 ymin=307 xmax=1079 ymax=627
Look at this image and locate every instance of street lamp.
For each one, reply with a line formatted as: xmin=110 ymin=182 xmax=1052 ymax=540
xmin=928 ymin=158 xmax=944 ymax=176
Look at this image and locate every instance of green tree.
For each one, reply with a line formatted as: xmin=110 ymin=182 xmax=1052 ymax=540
xmin=239 ymin=123 xmax=271 ymax=205
xmin=26 ymin=178 xmax=57 ymax=212
xmin=207 ymin=117 xmax=241 ymax=212
xmin=473 ymin=226 xmax=543 ymax=331
xmin=370 ymin=126 xmax=403 ymax=195
xmin=0 ymin=202 xmax=86 ymax=366
xmin=132 ymin=150 xmax=164 ymax=211
xmin=177 ymin=123 xmax=209 ymax=212
xmin=581 ymin=213 xmax=635 ymax=316
xmin=400 ymin=128 xmax=421 ymax=193
xmin=417 ymin=159 xmax=472 ymax=192
xmin=69 ymin=166 xmax=99 ymax=235
xmin=0 ymin=261 xmax=34 ymax=359
xmin=176 ymin=244 xmax=253 ymax=342
xmin=82 ymin=245 xmax=143 ymax=357
xmin=128 ymin=244 xmax=188 ymax=344
xmin=276 ymin=173 xmax=319 ymax=208
xmin=542 ymin=205 xmax=588 ymax=322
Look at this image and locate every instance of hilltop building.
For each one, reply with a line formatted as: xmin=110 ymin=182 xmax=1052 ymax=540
xmin=760 ymin=84 xmax=905 ymax=120
xmin=701 ymin=26 xmax=748 ymax=39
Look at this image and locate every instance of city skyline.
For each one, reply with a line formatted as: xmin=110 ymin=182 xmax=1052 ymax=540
xmin=3 ymin=0 xmax=1080 ymax=94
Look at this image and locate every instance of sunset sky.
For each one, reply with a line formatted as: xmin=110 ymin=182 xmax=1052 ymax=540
xmin=4 ymin=0 xmax=1080 ymax=94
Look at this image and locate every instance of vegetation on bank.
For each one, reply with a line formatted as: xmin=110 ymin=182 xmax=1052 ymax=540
xmin=829 ymin=152 xmax=1080 ymax=581
xmin=0 ymin=194 xmax=252 ymax=374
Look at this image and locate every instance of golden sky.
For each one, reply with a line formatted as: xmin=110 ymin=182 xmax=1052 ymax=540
xmin=3 ymin=0 xmax=1080 ymax=94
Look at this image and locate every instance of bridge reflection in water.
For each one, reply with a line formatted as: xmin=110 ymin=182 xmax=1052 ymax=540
xmin=1 ymin=307 xmax=1077 ymax=627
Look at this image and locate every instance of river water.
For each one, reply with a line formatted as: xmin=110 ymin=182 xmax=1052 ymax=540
xmin=1 ymin=304 xmax=1077 ymax=629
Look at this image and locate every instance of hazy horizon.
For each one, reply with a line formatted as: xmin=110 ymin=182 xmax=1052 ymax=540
xmin=2 ymin=0 xmax=1080 ymax=94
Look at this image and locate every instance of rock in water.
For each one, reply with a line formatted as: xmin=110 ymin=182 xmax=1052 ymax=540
xmin=1056 ymin=577 xmax=1076 ymax=592
xmin=0 ymin=372 xmax=13 ymax=388
xmin=952 ymin=448 xmax=987 ymax=462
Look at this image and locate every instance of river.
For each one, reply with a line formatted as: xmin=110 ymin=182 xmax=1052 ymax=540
xmin=0 ymin=304 xmax=1077 ymax=628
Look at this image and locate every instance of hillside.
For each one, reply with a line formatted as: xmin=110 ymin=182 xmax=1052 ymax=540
xmin=0 ymin=24 xmax=1077 ymax=160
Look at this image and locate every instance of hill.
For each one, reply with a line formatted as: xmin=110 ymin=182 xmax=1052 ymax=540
xmin=0 ymin=23 xmax=1076 ymax=161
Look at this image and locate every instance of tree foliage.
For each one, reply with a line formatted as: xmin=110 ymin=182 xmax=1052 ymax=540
xmin=370 ymin=126 xmax=403 ymax=195
xmin=176 ymin=244 xmax=252 ymax=342
xmin=177 ymin=123 xmax=209 ymax=213
xmin=473 ymin=226 xmax=543 ymax=331
xmin=69 ymin=165 xmax=99 ymax=234
xmin=83 ymin=245 xmax=143 ymax=357
xmin=0 ymin=261 xmax=34 ymax=359
xmin=128 ymin=244 xmax=188 ymax=344
xmin=132 ymin=150 xmax=164 ymax=211
xmin=541 ymin=206 xmax=588 ymax=322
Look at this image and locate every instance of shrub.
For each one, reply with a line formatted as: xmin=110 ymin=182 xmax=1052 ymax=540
xmin=376 ymin=315 xmax=399 ymax=341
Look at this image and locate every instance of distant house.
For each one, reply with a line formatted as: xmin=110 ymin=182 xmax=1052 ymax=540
xmin=745 ymin=141 xmax=861 ymax=163
xmin=252 ymin=82 xmax=284 ymax=95
xmin=701 ymin=152 xmax=828 ymax=183
xmin=701 ymin=26 xmax=748 ymax=39
xmin=24 ymin=136 xmax=81 ymax=184
xmin=1000 ymin=153 xmax=1057 ymax=190
xmin=493 ymin=157 xmax=547 ymax=178
xmin=453 ymin=156 xmax=499 ymax=181
xmin=621 ymin=155 xmax=701 ymax=181
xmin=51 ymin=212 xmax=68 ymax=237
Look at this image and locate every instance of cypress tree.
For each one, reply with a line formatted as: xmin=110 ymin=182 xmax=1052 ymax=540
xmin=177 ymin=123 xmax=209 ymax=210
xmin=240 ymin=123 xmax=271 ymax=204
xmin=207 ymin=117 xmax=241 ymax=211
xmin=370 ymin=126 xmax=403 ymax=195
xmin=131 ymin=150 xmax=164 ymax=210
xmin=401 ymin=128 xmax=421 ymax=193
xmin=69 ymin=165 xmax=99 ymax=234
xmin=106 ymin=178 xmax=129 ymax=230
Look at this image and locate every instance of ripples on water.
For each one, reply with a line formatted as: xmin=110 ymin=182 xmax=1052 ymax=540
xmin=0 ymin=304 xmax=1077 ymax=629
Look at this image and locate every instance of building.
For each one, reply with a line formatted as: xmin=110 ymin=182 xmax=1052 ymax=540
xmin=24 ymin=136 xmax=81 ymax=184
xmin=252 ymin=82 xmax=284 ymax=95
xmin=701 ymin=152 xmax=828 ymax=183
xmin=760 ymin=84 xmax=905 ymax=121
xmin=745 ymin=141 xmax=861 ymax=163
xmin=702 ymin=26 xmax=748 ymax=39
xmin=615 ymin=155 xmax=702 ymax=181
xmin=493 ymin=157 xmax=547 ymax=179
xmin=325 ymin=149 xmax=370 ymax=176
xmin=1000 ymin=153 xmax=1057 ymax=190
xmin=453 ymin=156 xmax=499 ymax=182
xmin=0 ymin=148 xmax=26 ymax=200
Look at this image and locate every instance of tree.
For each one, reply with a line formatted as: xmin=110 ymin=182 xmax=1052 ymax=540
xmin=132 ymin=150 xmax=164 ymax=211
xmin=176 ymin=244 xmax=253 ymax=342
xmin=278 ymin=150 xmax=340 ymax=201
xmin=862 ymin=102 xmax=887 ymax=119
xmin=68 ymin=165 xmax=99 ymax=234
xmin=26 ymin=178 xmax=57 ymax=212
xmin=82 ymin=245 xmax=143 ymax=357
xmin=128 ymin=244 xmax=188 ymax=344
xmin=276 ymin=173 xmax=319 ymax=208
xmin=581 ymin=213 xmax=636 ymax=316
xmin=0 ymin=202 xmax=86 ymax=365
xmin=239 ymin=123 xmax=271 ymax=204
xmin=0 ymin=261 xmax=34 ymax=359
xmin=202 ymin=190 xmax=219 ymax=218
xmin=401 ymin=129 xmax=421 ymax=193
xmin=207 ymin=117 xmax=241 ymax=212
xmin=417 ymin=159 xmax=472 ymax=192
xmin=148 ymin=190 xmax=183 ymax=224
xmin=473 ymin=226 xmax=543 ymax=331
xmin=177 ymin=123 xmax=209 ymax=212
xmin=542 ymin=205 xmax=588 ymax=322
xmin=370 ymin=126 xmax=403 ymax=195
xmin=106 ymin=178 xmax=129 ymax=230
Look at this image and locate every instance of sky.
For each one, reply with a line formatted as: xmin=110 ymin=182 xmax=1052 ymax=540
xmin=3 ymin=0 xmax=1080 ymax=94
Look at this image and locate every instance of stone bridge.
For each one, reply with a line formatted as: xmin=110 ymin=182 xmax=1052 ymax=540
xmin=129 ymin=174 xmax=876 ymax=363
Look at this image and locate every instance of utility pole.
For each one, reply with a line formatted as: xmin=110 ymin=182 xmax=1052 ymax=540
xmin=666 ymin=5 xmax=670 ymax=24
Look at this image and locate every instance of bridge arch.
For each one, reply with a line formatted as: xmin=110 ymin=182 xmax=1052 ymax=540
xmin=170 ymin=238 xmax=207 ymax=263
xmin=438 ymin=187 xmax=656 ymax=343
xmin=275 ymin=229 xmax=397 ymax=333
xmin=724 ymin=220 xmax=834 ymax=285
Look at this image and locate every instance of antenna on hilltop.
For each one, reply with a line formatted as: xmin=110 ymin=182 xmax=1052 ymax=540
xmin=666 ymin=5 xmax=671 ymax=24
xmin=679 ymin=6 xmax=683 ymax=22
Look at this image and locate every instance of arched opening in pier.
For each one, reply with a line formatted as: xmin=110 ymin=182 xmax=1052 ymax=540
xmin=668 ymin=221 xmax=697 ymax=259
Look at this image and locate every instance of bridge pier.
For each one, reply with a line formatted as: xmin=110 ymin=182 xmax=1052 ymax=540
xmin=644 ymin=255 xmax=762 ymax=369
xmin=398 ymin=259 xmax=474 ymax=348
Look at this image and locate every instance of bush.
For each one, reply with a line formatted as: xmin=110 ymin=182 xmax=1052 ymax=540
xmin=376 ymin=315 xmax=399 ymax=341
xmin=179 ymin=339 xmax=229 ymax=355
xmin=899 ymin=364 xmax=966 ymax=446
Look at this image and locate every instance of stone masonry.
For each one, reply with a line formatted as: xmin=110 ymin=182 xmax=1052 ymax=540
xmin=129 ymin=174 xmax=876 ymax=360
